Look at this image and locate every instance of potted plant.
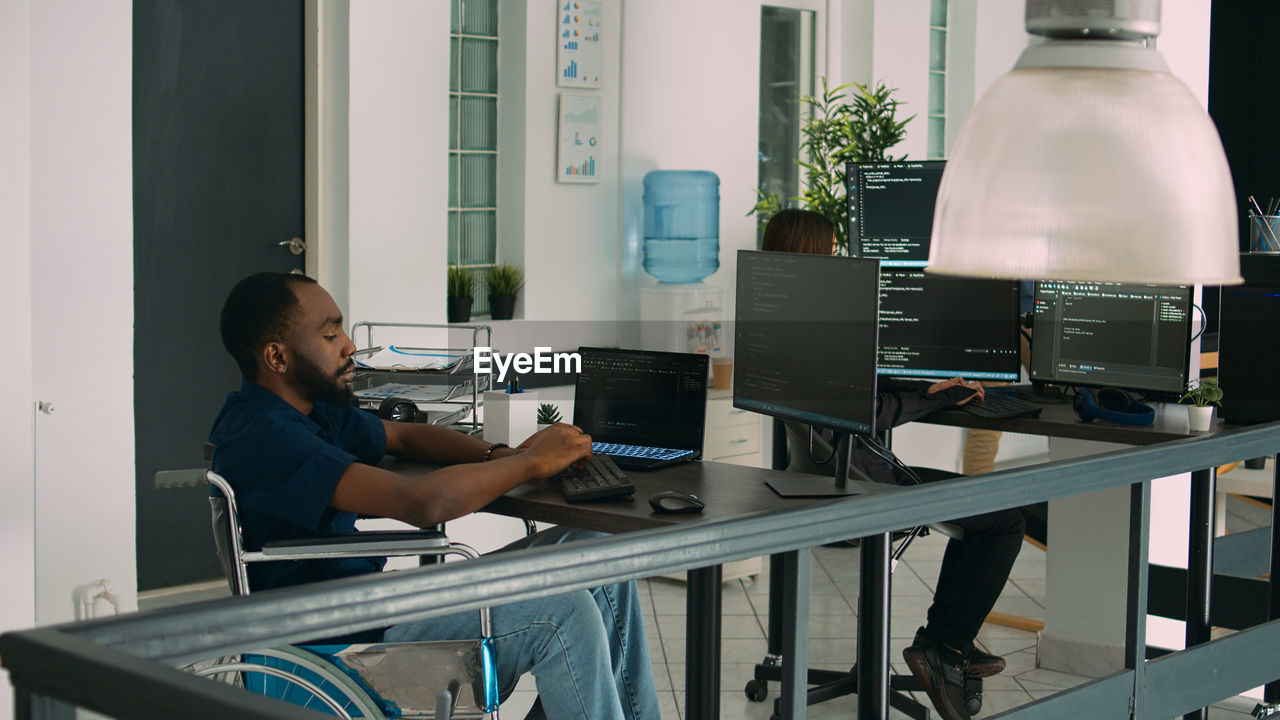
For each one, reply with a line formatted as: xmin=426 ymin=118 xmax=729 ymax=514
xmin=536 ymin=402 xmax=562 ymax=431
xmin=1179 ymin=377 xmax=1222 ymax=432
xmin=485 ymin=263 xmax=525 ymax=320
xmin=749 ymin=77 xmax=914 ymax=254
xmin=446 ymin=265 xmax=475 ymax=323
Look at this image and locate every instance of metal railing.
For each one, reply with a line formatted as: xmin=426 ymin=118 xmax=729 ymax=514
xmin=3 ymin=421 xmax=1280 ymax=719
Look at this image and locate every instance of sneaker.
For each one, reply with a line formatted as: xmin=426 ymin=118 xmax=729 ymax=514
xmin=902 ymin=629 xmax=971 ymax=720
xmin=966 ymin=647 xmax=1006 ymax=678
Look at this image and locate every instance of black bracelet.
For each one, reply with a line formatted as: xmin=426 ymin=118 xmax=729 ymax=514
xmin=484 ymin=442 xmax=510 ymax=461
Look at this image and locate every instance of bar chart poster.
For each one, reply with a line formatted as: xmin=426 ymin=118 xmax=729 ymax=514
xmin=556 ymin=0 xmax=602 ymax=88
xmin=557 ymin=93 xmax=601 ymax=183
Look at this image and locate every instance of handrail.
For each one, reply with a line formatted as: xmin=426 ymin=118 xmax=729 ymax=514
xmin=4 ymin=421 xmax=1280 ymax=719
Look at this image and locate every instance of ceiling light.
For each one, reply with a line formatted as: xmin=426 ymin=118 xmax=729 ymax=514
xmin=927 ymin=0 xmax=1242 ymax=285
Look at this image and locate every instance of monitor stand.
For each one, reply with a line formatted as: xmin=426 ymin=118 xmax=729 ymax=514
xmin=765 ymin=433 xmax=863 ymax=497
xmin=1011 ymin=382 xmax=1070 ymax=404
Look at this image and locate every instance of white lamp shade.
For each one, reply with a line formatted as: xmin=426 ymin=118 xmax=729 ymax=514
xmin=928 ymin=65 xmax=1242 ymax=284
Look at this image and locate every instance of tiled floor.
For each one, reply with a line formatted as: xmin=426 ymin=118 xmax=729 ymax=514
xmin=142 ymin=494 xmax=1273 ymax=719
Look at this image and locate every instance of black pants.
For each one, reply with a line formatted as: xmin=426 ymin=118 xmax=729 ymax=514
xmin=910 ymin=467 xmax=1026 ymax=654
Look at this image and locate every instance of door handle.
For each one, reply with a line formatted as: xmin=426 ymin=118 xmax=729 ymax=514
xmin=278 ymin=237 xmax=308 ymax=255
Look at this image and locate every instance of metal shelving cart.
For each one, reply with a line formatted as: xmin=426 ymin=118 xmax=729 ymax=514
xmin=349 ymin=321 xmax=494 ymax=435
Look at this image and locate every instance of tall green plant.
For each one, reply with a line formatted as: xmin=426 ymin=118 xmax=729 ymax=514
xmin=750 ymin=78 xmax=914 ymax=255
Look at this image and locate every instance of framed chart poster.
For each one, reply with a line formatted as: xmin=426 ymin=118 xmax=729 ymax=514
xmin=556 ymin=0 xmax=602 ymax=88
xmin=557 ymin=93 xmax=601 ymax=183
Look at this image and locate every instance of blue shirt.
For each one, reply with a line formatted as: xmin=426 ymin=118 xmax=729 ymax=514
xmin=209 ymin=379 xmax=389 ymax=593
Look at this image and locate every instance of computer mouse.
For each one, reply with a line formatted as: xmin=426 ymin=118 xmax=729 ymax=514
xmin=648 ymin=490 xmax=704 ymax=514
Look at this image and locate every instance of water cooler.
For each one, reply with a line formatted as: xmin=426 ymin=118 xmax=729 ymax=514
xmin=638 ymin=170 xmax=725 ymax=354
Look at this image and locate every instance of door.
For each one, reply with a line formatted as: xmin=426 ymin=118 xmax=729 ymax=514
xmin=133 ymin=0 xmax=305 ymax=590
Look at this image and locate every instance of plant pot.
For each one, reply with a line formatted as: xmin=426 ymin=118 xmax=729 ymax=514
xmin=1187 ymin=405 xmax=1215 ymax=432
xmin=536 ymin=423 xmax=552 ymax=433
xmin=489 ymin=294 xmax=517 ymax=320
xmin=447 ymin=297 xmax=473 ymax=323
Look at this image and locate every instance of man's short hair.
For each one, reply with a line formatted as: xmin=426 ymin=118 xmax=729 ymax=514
xmin=220 ymin=272 xmax=318 ymax=380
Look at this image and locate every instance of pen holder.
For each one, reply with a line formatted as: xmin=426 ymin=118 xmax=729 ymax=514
xmin=483 ymin=390 xmax=539 ymax=446
xmin=1249 ymin=214 xmax=1280 ymax=253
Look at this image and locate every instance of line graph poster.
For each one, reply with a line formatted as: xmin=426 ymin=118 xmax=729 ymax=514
xmin=557 ymin=93 xmax=601 ymax=183
xmin=556 ymin=0 xmax=601 ymax=88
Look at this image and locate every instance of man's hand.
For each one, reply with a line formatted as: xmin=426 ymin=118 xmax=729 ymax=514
xmin=518 ymin=423 xmax=593 ymax=478
xmin=927 ymin=377 xmax=985 ymax=406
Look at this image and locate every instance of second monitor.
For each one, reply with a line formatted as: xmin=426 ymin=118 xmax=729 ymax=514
xmin=1030 ymin=280 xmax=1193 ymax=398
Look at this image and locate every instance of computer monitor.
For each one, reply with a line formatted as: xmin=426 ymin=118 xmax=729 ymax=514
xmin=877 ymin=270 xmax=1021 ymax=381
xmin=847 ymin=160 xmax=946 ymax=267
xmin=847 ymin=160 xmax=1022 ymax=381
xmin=734 ymin=250 xmax=879 ymax=496
xmin=1029 ymin=281 xmax=1193 ymax=398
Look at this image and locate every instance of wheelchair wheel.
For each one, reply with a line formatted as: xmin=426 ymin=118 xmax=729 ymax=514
xmin=186 ymin=646 xmax=385 ymax=718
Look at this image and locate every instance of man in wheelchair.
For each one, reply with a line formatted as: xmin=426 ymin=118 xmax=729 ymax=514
xmin=210 ymin=272 xmax=660 ymax=720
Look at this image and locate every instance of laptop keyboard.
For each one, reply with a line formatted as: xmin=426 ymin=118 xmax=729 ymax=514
xmin=552 ymin=454 xmax=634 ymax=502
xmin=592 ymin=442 xmax=694 ymax=461
xmin=961 ymin=391 xmax=1043 ymax=419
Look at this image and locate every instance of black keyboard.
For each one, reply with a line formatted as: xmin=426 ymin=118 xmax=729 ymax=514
xmin=961 ymin=391 xmax=1043 ymax=419
xmin=552 ymin=454 xmax=634 ymax=502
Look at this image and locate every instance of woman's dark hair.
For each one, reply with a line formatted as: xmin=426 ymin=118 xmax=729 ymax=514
xmin=761 ymin=208 xmax=837 ymax=255
xmin=220 ymin=272 xmax=318 ymax=380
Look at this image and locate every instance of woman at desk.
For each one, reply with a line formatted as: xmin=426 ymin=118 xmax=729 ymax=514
xmin=762 ymin=209 xmax=1026 ymax=720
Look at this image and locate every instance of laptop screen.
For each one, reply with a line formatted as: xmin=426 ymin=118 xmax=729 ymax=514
xmin=572 ymin=347 xmax=709 ymax=453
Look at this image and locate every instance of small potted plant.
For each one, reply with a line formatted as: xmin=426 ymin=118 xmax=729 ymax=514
xmin=485 ymin=263 xmax=526 ymax=320
xmin=1179 ymin=377 xmax=1222 ymax=432
xmin=446 ymin=266 xmax=475 ymax=323
xmin=536 ymin=402 xmax=562 ymax=431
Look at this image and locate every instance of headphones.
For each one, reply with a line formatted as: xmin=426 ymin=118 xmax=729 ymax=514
xmin=377 ymin=397 xmax=418 ymax=423
xmin=1072 ymin=387 xmax=1155 ymax=426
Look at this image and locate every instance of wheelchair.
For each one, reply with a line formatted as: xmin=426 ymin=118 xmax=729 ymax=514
xmin=182 ymin=470 xmax=504 ymax=719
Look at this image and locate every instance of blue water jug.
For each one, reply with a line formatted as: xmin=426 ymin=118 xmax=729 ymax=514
xmin=642 ymin=170 xmax=720 ymax=283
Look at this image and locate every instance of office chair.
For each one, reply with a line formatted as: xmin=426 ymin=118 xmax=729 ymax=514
xmin=744 ymin=420 xmax=984 ymax=720
xmin=186 ymin=470 xmax=504 ymax=719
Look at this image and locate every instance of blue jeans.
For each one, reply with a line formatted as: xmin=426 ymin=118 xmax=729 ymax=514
xmin=382 ymin=527 xmax=659 ymax=720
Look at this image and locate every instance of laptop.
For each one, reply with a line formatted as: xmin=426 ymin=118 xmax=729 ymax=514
xmin=572 ymin=347 xmax=710 ymax=470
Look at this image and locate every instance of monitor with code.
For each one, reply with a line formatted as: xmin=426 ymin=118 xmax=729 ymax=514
xmin=847 ymin=161 xmax=1022 ymax=381
xmin=1029 ymin=280 xmax=1193 ymax=398
xmin=733 ymin=250 xmax=880 ymax=437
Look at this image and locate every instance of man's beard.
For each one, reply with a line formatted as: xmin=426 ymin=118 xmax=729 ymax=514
xmin=294 ymin=353 xmax=356 ymax=408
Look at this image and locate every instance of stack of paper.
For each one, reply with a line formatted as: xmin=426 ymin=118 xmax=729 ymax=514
xmin=354 ymin=346 xmax=467 ymax=371
xmin=354 ymin=383 xmax=456 ymax=403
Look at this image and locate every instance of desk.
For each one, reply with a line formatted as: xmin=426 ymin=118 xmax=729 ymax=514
xmin=395 ymin=458 xmax=856 ymax=720
xmin=923 ymin=396 xmax=1236 ymax=683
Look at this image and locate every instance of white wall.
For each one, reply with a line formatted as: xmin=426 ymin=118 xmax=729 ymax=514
xmin=869 ymin=0 xmax=930 ymax=159
xmin=508 ymin=0 xmax=622 ymax=325
xmin=347 ymin=0 xmax=450 ymax=327
xmin=344 ymin=0 xmax=621 ymax=356
xmin=833 ymin=0 xmax=875 ymax=87
xmin=2 ymin=0 xmax=135 ymax=709
xmin=619 ymin=0 xmax=762 ymax=327
xmin=28 ymin=0 xmax=138 ymax=630
xmin=0 ymin=0 xmax=36 ymax=710
xmin=1157 ymin=0 xmax=1212 ymax=107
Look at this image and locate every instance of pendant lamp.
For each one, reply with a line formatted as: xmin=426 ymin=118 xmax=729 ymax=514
xmin=926 ymin=0 xmax=1242 ymax=284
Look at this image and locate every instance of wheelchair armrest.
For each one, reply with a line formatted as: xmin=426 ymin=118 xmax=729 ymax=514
xmin=257 ymin=530 xmax=476 ymax=561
